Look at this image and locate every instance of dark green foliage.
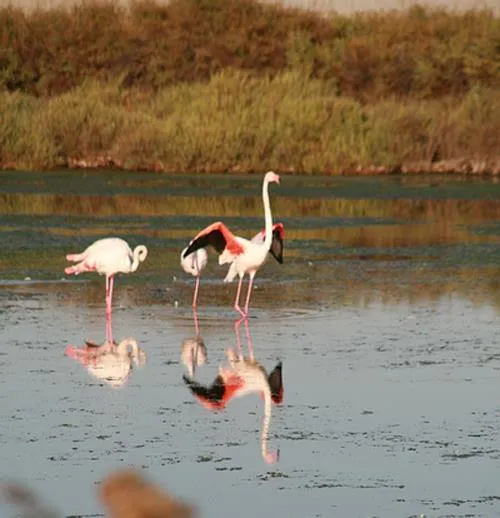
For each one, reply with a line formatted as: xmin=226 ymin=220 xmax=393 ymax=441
xmin=0 ymin=0 xmax=498 ymax=100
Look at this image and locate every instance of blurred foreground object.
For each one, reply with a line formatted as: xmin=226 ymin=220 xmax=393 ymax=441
xmin=100 ymin=469 xmax=195 ymax=518
xmin=2 ymin=469 xmax=195 ymax=518
xmin=1 ymin=481 xmax=59 ymax=518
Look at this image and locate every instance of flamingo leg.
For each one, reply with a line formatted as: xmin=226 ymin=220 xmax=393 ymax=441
xmin=105 ymin=276 xmax=112 ymax=317
xmin=242 ymin=273 xmax=256 ymax=318
xmin=234 ymin=317 xmax=244 ymax=356
xmin=106 ymin=314 xmax=114 ymax=346
xmin=193 ymin=307 xmax=200 ymax=337
xmin=105 ymin=275 xmax=114 ymax=345
xmin=243 ymin=318 xmax=254 ymax=360
xmin=233 ymin=276 xmax=246 ymax=317
xmin=192 ymin=276 xmax=200 ymax=309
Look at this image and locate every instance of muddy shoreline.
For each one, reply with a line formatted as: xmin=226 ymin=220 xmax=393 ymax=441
xmin=2 ymin=156 xmax=499 ymax=176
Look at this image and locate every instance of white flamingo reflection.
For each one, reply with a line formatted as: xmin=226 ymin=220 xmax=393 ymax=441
xmin=183 ymin=317 xmax=283 ymax=464
xmin=181 ymin=309 xmax=207 ymax=377
xmin=65 ymin=337 xmax=146 ymax=389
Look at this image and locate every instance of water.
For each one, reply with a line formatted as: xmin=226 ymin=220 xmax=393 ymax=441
xmin=1 ymin=171 xmax=500 ymax=518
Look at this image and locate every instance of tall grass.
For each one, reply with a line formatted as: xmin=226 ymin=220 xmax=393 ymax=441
xmin=0 ymin=71 xmax=498 ymax=173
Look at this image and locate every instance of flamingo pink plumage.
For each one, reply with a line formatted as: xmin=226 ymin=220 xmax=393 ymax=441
xmin=180 ymin=247 xmax=208 ymax=308
xmin=64 ymin=237 xmax=148 ymax=344
xmin=180 ymin=222 xmax=285 ymax=309
xmin=181 ymin=171 xmax=281 ymax=317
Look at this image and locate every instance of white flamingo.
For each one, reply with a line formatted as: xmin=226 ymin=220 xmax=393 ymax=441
xmin=181 ymin=309 xmax=207 ymax=377
xmin=64 ymin=237 xmax=148 ymax=343
xmin=65 ymin=337 xmax=146 ymax=389
xmin=180 ymin=248 xmax=208 ymax=308
xmin=181 ymin=171 xmax=281 ymax=317
xmin=183 ymin=318 xmax=282 ymax=464
xmin=180 ymin=222 xmax=284 ymax=309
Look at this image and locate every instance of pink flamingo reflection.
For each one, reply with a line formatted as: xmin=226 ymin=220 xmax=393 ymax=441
xmin=65 ymin=337 xmax=146 ymax=389
xmin=181 ymin=309 xmax=207 ymax=377
xmin=183 ymin=317 xmax=283 ymax=464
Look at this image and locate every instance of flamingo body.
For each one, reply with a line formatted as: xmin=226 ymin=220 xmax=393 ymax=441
xmin=65 ymin=338 xmax=146 ymax=389
xmin=181 ymin=336 xmax=207 ymax=378
xmin=183 ymin=356 xmax=283 ymax=410
xmin=65 ymin=237 xmax=147 ymax=277
xmin=180 ymin=247 xmax=208 ymax=277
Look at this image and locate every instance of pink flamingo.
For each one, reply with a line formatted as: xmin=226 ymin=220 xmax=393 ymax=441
xmin=64 ymin=237 xmax=148 ymax=344
xmin=180 ymin=222 xmax=284 ymax=309
xmin=181 ymin=171 xmax=281 ymax=317
xmin=181 ymin=309 xmax=207 ymax=377
xmin=65 ymin=337 xmax=146 ymax=389
xmin=183 ymin=318 xmax=283 ymax=464
xmin=180 ymin=248 xmax=208 ymax=308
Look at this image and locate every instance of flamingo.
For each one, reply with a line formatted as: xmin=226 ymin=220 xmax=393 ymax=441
xmin=181 ymin=171 xmax=281 ymax=317
xmin=180 ymin=222 xmax=285 ymax=309
xmin=180 ymin=248 xmax=208 ymax=308
xmin=65 ymin=337 xmax=146 ymax=388
xmin=183 ymin=318 xmax=283 ymax=464
xmin=64 ymin=237 xmax=148 ymax=344
xmin=181 ymin=309 xmax=207 ymax=377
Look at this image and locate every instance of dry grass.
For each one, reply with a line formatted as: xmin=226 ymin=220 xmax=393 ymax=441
xmin=1 ymin=0 xmax=498 ymax=99
xmin=0 ymin=73 xmax=499 ymax=173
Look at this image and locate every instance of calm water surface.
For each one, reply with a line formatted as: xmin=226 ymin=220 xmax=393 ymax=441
xmin=1 ymin=171 xmax=500 ymax=518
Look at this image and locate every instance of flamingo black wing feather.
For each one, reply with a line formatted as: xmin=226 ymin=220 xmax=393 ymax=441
xmin=269 ymin=229 xmax=284 ymax=264
xmin=183 ymin=374 xmax=225 ymax=403
xmin=267 ymin=361 xmax=283 ymax=403
xmin=182 ymin=229 xmax=227 ymax=258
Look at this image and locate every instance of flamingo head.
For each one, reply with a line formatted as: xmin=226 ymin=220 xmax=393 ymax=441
xmin=265 ymin=171 xmax=280 ymax=185
xmin=264 ymin=449 xmax=280 ymax=465
xmin=132 ymin=348 xmax=147 ymax=368
xmin=135 ymin=245 xmax=148 ymax=263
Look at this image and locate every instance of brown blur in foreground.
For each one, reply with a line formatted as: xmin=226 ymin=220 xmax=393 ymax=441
xmin=2 ymin=469 xmax=196 ymax=518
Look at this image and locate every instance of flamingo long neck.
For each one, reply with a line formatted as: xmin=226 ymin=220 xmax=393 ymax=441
xmin=117 ymin=338 xmax=138 ymax=358
xmin=260 ymin=388 xmax=273 ymax=461
xmin=262 ymin=178 xmax=273 ymax=250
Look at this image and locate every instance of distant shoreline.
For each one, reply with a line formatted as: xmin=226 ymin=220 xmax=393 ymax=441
xmin=2 ymin=156 xmax=497 ymax=176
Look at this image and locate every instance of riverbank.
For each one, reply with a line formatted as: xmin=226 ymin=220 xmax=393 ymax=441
xmin=0 ymin=0 xmax=498 ymax=175
xmin=1 ymin=74 xmax=498 ymax=175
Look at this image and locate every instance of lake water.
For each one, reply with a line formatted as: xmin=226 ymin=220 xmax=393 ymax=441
xmin=1 ymin=171 xmax=500 ymax=518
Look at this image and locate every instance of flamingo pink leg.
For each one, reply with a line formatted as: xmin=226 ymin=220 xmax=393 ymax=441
xmin=233 ymin=276 xmax=246 ymax=317
xmin=234 ymin=317 xmax=244 ymax=355
xmin=105 ymin=275 xmax=114 ymax=344
xmin=192 ymin=276 xmax=200 ymax=308
xmin=193 ymin=307 xmax=200 ymax=337
xmin=243 ymin=318 xmax=254 ymax=360
xmin=242 ymin=273 xmax=256 ymax=318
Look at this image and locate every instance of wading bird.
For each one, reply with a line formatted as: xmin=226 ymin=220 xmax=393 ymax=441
xmin=64 ymin=237 xmax=148 ymax=344
xmin=180 ymin=309 xmax=207 ymax=377
xmin=180 ymin=222 xmax=284 ymax=309
xmin=65 ymin=337 xmax=146 ymax=388
xmin=181 ymin=171 xmax=281 ymax=317
xmin=183 ymin=318 xmax=282 ymax=464
xmin=179 ymin=247 xmax=208 ymax=309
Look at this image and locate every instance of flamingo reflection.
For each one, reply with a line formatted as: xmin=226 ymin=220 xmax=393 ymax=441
xmin=181 ymin=309 xmax=207 ymax=377
xmin=65 ymin=337 xmax=146 ymax=388
xmin=183 ymin=317 xmax=283 ymax=464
